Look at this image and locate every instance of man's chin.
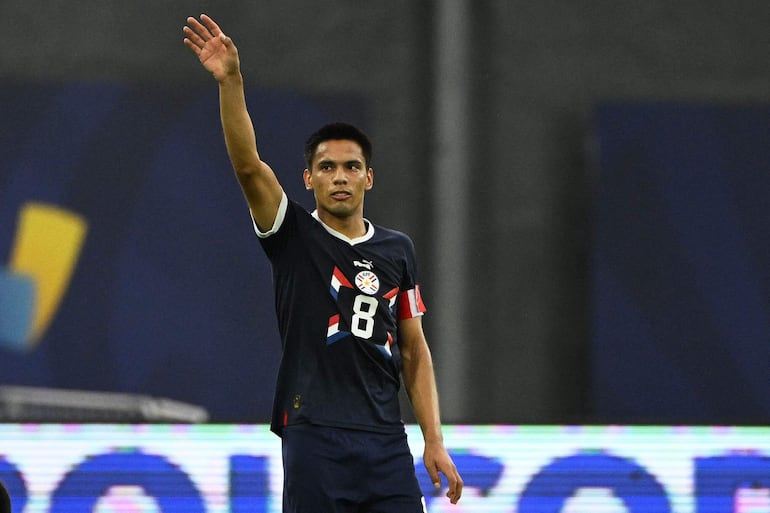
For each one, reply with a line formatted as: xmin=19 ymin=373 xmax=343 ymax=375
xmin=325 ymin=203 xmax=356 ymax=218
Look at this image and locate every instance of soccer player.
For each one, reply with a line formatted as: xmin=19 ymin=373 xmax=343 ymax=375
xmin=183 ymin=14 xmax=463 ymax=512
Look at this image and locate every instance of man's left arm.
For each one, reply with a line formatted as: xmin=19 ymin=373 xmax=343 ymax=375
xmin=399 ymin=316 xmax=463 ymax=504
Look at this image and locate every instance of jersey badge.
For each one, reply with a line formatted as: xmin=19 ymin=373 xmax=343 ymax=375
xmin=354 ymin=270 xmax=380 ymax=295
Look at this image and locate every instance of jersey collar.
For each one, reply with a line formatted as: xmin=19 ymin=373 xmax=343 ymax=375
xmin=311 ymin=210 xmax=375 ymax=245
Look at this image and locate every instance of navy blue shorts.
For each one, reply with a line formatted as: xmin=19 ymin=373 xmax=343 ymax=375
xmin=282 ymin=423 xmax=425 ymax=513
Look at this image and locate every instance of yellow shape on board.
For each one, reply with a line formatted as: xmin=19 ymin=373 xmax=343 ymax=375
xmin=8 ymin=202 xmax=88 ymax=345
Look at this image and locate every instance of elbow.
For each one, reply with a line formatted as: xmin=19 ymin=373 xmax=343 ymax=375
xmin=401 ymin=345 xmax=433 ymax=375
xmin=233 ymin=159 xmax=270 ymax=186
xmin=233 ymin=160 xmax=261 ymax=178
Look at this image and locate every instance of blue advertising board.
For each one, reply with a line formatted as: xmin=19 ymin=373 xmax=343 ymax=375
xmin=591 ymin=102 xmax=770 ymax=423
xmin=0 ymin=82 xmax=365 ymax=421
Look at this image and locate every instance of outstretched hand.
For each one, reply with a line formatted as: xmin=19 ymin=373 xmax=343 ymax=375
xmin=183 ymin=14 xmax=239 ymax=81
xmin=424 ymin=440 xmax=463 ymax=504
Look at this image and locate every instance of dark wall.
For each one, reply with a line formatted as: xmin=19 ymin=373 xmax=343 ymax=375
xmin=458 ymin=1 xmax=770 ymax=423
xmin=2 ymin=0 xmax=769 ymax=423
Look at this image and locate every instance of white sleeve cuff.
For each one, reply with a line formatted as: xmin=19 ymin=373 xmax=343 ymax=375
xmin=253 ymin=191 xmax=288 ymax=238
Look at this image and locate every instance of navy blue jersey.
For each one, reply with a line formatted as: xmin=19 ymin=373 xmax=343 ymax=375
xmin=256 ymin=194 xmax=427 ymax=436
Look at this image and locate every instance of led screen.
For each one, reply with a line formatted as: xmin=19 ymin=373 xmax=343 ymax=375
xmin=1 ymin=424 xmax=769 ymax=512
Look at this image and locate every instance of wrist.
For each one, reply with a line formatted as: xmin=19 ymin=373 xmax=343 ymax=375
xmin=218 ymin=70 xmax=243 ymax=86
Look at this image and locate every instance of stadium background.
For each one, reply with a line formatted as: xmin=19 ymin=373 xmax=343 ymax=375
xmin=1 ymin=0 xmax=769 ymax=425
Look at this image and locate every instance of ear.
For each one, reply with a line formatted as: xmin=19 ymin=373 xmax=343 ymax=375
xmin=365 ymin=167 xmax=374 ymax=191
xmin=303 ymin=169 xmax=312 ymax=190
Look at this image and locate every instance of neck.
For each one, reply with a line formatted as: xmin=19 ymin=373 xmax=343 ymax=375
xmin=316 ymin=210 xmax=367 ymax=239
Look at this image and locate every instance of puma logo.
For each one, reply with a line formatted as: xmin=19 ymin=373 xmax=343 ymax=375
xmin=353 ymin=259 xmax=374 ymax=270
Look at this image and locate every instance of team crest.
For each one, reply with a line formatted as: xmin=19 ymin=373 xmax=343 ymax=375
xmin=355 ymin=270 xmax=380 ymax=295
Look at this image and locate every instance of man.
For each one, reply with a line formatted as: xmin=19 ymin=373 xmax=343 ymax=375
xmin=183 ymin=14 xmax=463 ymax=512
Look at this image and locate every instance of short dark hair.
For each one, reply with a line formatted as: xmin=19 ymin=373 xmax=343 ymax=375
xmin=304 ymin=122 xmax=372 ymax=170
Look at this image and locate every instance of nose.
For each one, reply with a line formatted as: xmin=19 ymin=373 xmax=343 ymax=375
xmin=332 ymin=168 xmax=347 ymax=184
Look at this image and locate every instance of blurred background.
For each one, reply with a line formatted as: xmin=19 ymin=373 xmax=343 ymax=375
xmin=0 ymin=0 xmax=768 ymax=425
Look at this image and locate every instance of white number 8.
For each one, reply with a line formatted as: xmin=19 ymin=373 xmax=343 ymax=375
xmin=351 ymin=294 xmax=378 ymax=339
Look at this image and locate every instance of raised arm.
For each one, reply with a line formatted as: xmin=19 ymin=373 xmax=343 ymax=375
xmin=183 ymin=14 xmax=283 ymax=231
xmin=399 ymin=316 xmax=463 ymax=504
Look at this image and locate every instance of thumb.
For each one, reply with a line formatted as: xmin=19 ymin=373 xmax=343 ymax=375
xmin=428 ymin=467 xmax=442 ymax=490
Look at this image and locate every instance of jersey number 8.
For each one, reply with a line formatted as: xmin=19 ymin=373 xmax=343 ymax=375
xmin=351 ymin=294 xmax=378 ymax=339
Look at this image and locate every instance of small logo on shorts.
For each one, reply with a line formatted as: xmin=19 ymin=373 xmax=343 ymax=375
xmin=355 ymin=270 xmax=380 ymax=294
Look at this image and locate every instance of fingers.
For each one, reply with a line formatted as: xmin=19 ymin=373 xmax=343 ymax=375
xmin=425 ymin=452 xmax=464 ymax=504
xmin=435 ymin=461 xmax=462 ymax=504
xmin=444 ymin=468 xmax=463 ymax=504
xmin=183 ymin=14 xmax=225 ymax=49
xmin=184 ymin=16 xmax=209 ymax=42
xmin=182 ymin=28 xmax=205 ymax=54
xmin=182 ymin=37 xmax=200 ymax=56
xmin=199 ymin=14 xmax=223 ymax=37
xmin=427 ymin=467 xmax=441 ymax=490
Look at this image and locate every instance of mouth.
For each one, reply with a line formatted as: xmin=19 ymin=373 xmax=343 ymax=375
xmin=330 ymin=191 xmax=352 ymax=200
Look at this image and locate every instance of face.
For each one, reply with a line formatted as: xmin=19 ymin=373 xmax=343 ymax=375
xmin=303 ymin=139 xmax=373 ymax=221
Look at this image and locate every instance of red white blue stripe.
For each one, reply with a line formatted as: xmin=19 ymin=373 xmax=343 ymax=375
xmin=326 ymin=314 xmax=348 ymax=345
xmin=397 ymin=286 xmax=426 ymax=319
xmin=329 ymin=266 xmax=354 ymax=300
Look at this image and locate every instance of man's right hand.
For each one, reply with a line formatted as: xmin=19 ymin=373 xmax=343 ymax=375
xmin=183 ymin=14 xmax=239 ymax=82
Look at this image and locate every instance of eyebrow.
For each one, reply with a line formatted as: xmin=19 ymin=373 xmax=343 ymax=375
xmin=316 ymin=158 xmax=364 ymax=167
